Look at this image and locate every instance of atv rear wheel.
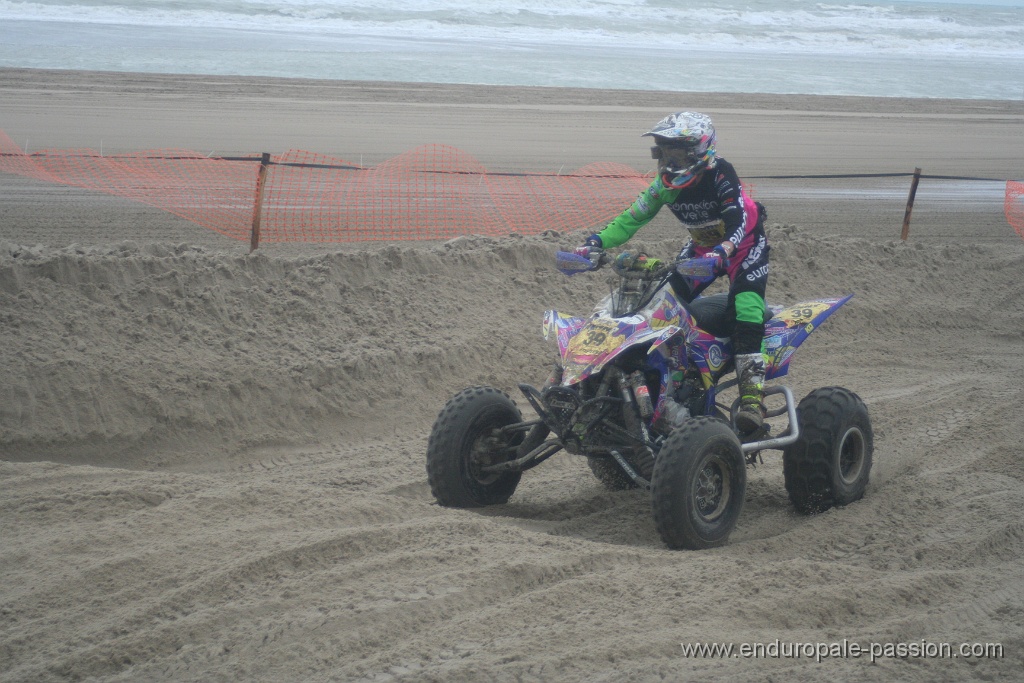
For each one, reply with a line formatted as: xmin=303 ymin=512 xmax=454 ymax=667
xmin=783 ymin=387 xmax=873 ymax=514
xmin=427 ymin=386 xmax=524 ymax=507
xmin=651 ymin=417 xmax=746 ymax=550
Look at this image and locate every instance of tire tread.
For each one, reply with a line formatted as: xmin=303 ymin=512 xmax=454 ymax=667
xmin=783 ymin=387 xmax=873 ymax=515
xmin=651 ymin=416 xmax=746 ymax=550
xmin=426 ymin=386 xmax=522 ymax=507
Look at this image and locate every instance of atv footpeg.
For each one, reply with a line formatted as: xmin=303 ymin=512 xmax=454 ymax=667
xmin=740 ymin=422 xmax=771 ymax=445
xmin=734 ymin=386 xmax=802 ymax=454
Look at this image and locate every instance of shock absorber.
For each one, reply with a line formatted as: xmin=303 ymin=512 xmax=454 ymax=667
xmin=629 ymin=371 xmax=654 ymax=419
xmin=543 ymin=363 xmax=564 ymax=389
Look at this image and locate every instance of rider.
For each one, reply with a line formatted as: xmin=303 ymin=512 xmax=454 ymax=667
xmin=574 ymin=111 xmax=770 ymax=434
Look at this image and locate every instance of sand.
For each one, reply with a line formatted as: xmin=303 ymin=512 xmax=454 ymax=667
xmin=1 ymin=68 xmax=1023 ymax=682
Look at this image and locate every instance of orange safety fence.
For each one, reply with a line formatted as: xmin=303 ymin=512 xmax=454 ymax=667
xmin=0 ymin=130 xmax=258 ymax=241
xmin=4 ymin=129 xmax=1022 ymax=244
xmin=1008 ymin=181 xmax=1024 ymax=241
xmin=0 ymin=129 xmax=650 ymax=243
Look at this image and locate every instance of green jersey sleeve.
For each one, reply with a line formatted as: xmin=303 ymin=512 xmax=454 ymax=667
xmin=597 ymin=177 xmax=679 ymax=249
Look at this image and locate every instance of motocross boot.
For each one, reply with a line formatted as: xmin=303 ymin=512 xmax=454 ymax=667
xmin=734 ymin=352 xmax=766 ymax=435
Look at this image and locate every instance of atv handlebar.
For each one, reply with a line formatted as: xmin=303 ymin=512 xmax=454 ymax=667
xmin=555 ymin=250 xmax=718 ymax=282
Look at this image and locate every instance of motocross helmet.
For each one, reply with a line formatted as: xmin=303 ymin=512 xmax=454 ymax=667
xmin=643 ymin=112 xmax=717 ymax=189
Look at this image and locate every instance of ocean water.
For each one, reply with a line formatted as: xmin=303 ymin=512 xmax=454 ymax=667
xmin=0 ymin=0 xmax=1022 ymax=99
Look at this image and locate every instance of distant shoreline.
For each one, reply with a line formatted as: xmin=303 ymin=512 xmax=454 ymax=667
xmin=2 ymin=67 xmax=1022 ymax=112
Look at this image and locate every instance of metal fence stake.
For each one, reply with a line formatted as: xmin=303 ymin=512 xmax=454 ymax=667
xmin=901 ymin=167 xmax=922 ymax=241
xmin=250 ymin=152 xmax=271 ymax=253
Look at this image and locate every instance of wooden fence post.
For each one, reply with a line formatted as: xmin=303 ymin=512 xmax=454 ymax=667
xmin=901 ymin=167 xmax=922 ymax=241
xmin=250 ymin=152 xmax=271 ymax=253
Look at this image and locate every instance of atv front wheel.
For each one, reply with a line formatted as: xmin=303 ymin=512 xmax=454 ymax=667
xmin=426 ymin=386 xmax=524 ymax=507
xmin=651 ymin=417 xmax=747 ymax=550
xmin=783 ymin=387 xmax=873 ymax=514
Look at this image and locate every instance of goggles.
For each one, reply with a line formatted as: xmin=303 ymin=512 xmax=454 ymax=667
xmin=651 ymin=144 xmax=705 ymax=173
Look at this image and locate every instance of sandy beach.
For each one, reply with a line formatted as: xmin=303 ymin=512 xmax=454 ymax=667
xmin=1 ymin=68 xmax=1023 ymax=681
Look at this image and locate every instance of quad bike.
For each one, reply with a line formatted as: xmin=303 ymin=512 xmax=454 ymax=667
xmin=426 ymin=250 xmax=873 ymax=550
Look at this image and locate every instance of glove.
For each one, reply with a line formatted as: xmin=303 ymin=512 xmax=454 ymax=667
xmin=573 ymin=234 xmax=604 ymax=262
xmin=707 ymin=244 xmax=730 ymax=273
xmin=614 ymin=252 xmax=663 ymax=273
xmin=636 ymin=255 xmax=663 ymax=272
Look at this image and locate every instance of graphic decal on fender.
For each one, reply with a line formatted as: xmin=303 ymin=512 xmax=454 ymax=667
xmin=707 ymin=344 xmax=724 ymax=371
xmin=763 ymin=295 xmax=853 ymax=380
xmin=773 ymin=302 xmax=833 ymax=326
xmin=546 ymin=276 xmax=851 ymax=387
xmin=568 ymin=318 xmax=620 ymax=356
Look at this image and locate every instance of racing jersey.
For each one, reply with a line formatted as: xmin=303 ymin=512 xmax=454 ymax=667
xmin=596 ymin=158 xmax=761 ymax=260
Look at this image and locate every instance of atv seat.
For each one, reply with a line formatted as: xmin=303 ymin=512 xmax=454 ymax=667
xmin=686 ymin=293 xmax=772 ymax=338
